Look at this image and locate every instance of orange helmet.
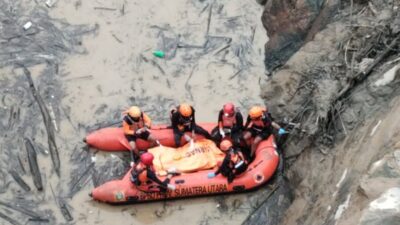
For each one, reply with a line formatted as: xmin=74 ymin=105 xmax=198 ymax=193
xmin=128 ymin=106 xmax=141 ymax=118
xmin=220 ymin=140 xmax=233 ymax=151
xmin=249 ymin=106 xmax=265 ymax=119
xmin=179 ymin=103 xmax=193 ymax=117
xmin=140 ymin=152 xmax=154 ymax=166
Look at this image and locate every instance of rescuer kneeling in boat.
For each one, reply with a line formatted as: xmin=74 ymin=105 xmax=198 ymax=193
xmin=211 ymin=102 xmax=244 ymax=147
xmin=123 ymin=106 xmax=159 ymax=162
xmin=131 ymin=153 xmax=176 ymax=192
xmin=170 ymin=103 xmax=211 ymax=146
xmin=243 ymin=106 xmax=286 ymax=159
xmin=207 ymin=140 xmax=248 ymax=183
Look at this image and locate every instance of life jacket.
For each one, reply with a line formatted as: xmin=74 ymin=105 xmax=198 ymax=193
xmin=222 ymin=112 xmax=237 ymax=128
xmin=220 ymin=149 xmax=246 ymax=177
xmin=229 ymin=150 xmax=247 ymax=173
xmin=131 ymin=163 xmax=148 ymax=185
xmin=171 ymin=108 xmax=193 ymax=131
xmin=251 ymin=111 xmax=271 ymax=130
xmin=126 ymin=113 xmax=145 ymax=133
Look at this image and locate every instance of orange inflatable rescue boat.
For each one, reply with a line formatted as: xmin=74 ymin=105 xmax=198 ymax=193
xmin=85 ymin=123 xmax=280 ymax=204
xmin=84 ymin=123 xmax=217 ymax=151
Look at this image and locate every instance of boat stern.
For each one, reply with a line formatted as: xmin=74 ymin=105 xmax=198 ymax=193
xmin=85 ymin=127 xmax=129 ymax=151
xmin=90 ymin=180 xmax=133 ymax=203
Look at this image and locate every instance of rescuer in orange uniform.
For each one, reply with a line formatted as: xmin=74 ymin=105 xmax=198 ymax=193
xmin=207 ymin=140 xmax=248 ymax=183
xmin=130 ymin=153 xmax=175 ymax=192
xmin=243 ymin=106 xmax=286 ymax=158
xmin=170 ymin=103 xmax=211 ymax=146
xmin=123 ymin=106 xmax=159 ymax=162
xmin=210 ymin=102 xmax=244 ymax=146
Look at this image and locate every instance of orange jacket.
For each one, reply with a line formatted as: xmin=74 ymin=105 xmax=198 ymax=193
xmin=122 ymin=113 xmax=152 ymax=135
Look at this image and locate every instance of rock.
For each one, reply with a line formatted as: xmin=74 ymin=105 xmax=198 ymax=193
xmin=390 ymin=16 xmax=400 ymax=33
xmin=261 ymin=69 xmax=301 ymax=118
xmin=256 ymin=0 xmax=268 ymax=5
xmin=369 ymin=152 xmax=400 ymax=178
xmin=373 ymin=64 xmax=400 ymax=87
xmin=394 ymin=150 xmax=400 ymax=166
xmin=369 ymin=0 xmax=396 ymax=12
xmin=261 ymin=0 xmax=340 ymax=71
xmin=359 ymin=187 xmax=400 ymax=225
xmin=359 ymin=58 xmax=375 ymax=73
xmin=359 ymin=177 xmax=400 ymax=199
xmin=358 ymin=151 xmax=400 ymax=199
xmin=342 ymin=108 xmax=357 ymax=125
xmin=283 ymin=133 xmax=312 ymax=159
xmin=242 ymin=176 xmax=294 ymax=225
xmin=377 ymin=9 xmax=393 ymax=22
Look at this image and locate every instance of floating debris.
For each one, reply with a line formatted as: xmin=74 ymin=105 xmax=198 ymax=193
xmin=9 ymin=169 xmax=31 ymax=192
xmin=69 ymin=162 xmax=95 ymax=197
xmin=45 ymin=0 xmax=56 ymax=8
xmin=94 ymin=7 xmax=117 ymax=11
xmin=23 ymin=21 xmax=32 ymax=30
xmin=206 ymin=2 xmax=213 ymax=35
xmin=47 ymin=103 xmax=58 ymax=132
xmin=0 ymin=210 xmax=22 ymax=225
xmin=59 ymin=200 xmax=73 ymax=222
xmin=24 ymin=68 xmax=60 ymax=176
xmin=0 ymin=200 xmax=42 ymax=218
xmin=24 ymin=138 xmax=43 ymax=191
xmin=153 ymin=50 xmax=165 ymax=58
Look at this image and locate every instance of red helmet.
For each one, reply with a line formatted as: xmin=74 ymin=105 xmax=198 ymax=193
xmin=140 ymin=153 xmax=154 ymax=166
xmin=223 ymin=103 xmax=235 ymax=116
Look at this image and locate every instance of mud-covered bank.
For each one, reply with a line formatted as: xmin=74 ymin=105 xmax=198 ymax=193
xmin=260 ymin=0 xmax=340 ymax=72
xmin=257 ymin=0 xmax=400 ymax=224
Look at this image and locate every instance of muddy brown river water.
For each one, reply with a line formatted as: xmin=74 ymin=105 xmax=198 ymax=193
xmin=0 ymin=0 xmax=271 ymax=224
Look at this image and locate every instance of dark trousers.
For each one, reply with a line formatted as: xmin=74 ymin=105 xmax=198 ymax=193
xmin=174 ymin=124 xmax=211 ymax=146
xmin=211 ymin=126 xmax=243 ymax=146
